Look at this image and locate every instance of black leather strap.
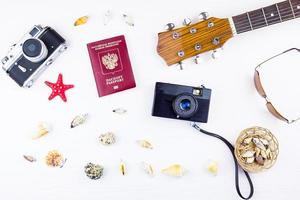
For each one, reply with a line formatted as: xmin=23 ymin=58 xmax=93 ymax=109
xmin=191 ymin=123 xmax=254 ymax=200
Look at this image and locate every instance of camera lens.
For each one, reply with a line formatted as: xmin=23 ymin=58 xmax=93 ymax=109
xmin=172 ymin=94 xmax=198 ymax=119
xmin=22 ymin=38 xmax=48 ymax=63
xmin=179 ymin=99 xmax=192 ymax=111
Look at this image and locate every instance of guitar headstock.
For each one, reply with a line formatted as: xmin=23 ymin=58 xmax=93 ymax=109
xmin=157 ymin=13 xmax=234 ymax=66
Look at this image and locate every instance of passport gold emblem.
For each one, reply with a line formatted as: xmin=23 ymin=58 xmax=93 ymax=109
xmin=102 ymin=53 xmax=118 ymax=70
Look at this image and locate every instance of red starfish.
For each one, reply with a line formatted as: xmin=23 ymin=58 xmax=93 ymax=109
xmin=45 ymin=74 xmax=74 ymax=102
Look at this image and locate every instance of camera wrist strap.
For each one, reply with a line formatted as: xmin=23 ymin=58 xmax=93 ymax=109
xmin=191 ymin=122 xmax=254 ymax=200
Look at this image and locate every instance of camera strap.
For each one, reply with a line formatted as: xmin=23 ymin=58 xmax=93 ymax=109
xmin=191 ymin=123 xmax=254 ymax=200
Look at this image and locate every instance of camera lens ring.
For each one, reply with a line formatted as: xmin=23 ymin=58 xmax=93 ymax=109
xmin=22 ymin=38 xmax=48 ymax=63
xmin=172 ymin=94 xmax=198 ymax=119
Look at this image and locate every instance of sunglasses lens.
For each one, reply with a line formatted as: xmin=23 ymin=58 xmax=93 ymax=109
xmin=254 ymin=70 xmax=267 ymax=98
xmin=266 ymin=102 xmax=289 ymax=123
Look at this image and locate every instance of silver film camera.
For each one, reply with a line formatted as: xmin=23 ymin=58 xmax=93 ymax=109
xmin=1 ymin=25 xmax=67 ymax=88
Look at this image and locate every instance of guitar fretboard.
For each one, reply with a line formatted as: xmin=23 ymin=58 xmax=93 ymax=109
xmin=232 ymin=0 xmax=300 ymax=34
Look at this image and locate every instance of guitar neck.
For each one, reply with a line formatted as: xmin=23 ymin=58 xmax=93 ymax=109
xmin=232 ymin=0 xmax=300 ymax=34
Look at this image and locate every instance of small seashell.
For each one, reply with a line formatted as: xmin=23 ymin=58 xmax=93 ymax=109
xmin=255 ymin=155 xmax=264 ymax=165
xmin=103 ymin=10 xmax=113 ymax=25
xmin=207 ymin=161 xmax=218 ymax=175
xmin=137 ymin=140 xmax=153 ymax=149
xmin=112 ymin=108 xmax=127 ymax=114
xmin=119 ymin=160 xmax=126 ymax=175
xmin=261 ymin=150 xmax=267 ymax=159
xmin=84 ymin=162 xmax=104 ymax=180
xmin=259 ymin=138 xmax=269 ymax=146
xmin=123 ymin=14 xmax=134 ymax=26
xmin=246 ymin=157 xmax=255 ymax=164
xmin=252 ymin=138 xmax=266 ymax=150
xmin=161 ymin=164 xmax=184 ymax=177
xmin=255 ymin=147 xmax=261 ymax=157
xmin=243 ymin=137 xmax=252 ymax=144
xmin=241 ymin=150 xmax=255 ymax=158
xmin=269 ymin=141 xmax=276 ymax=151
xmin=32 ymin=122 xmax=52 ymax=139
xmin=265 ymin=149 xmax=271 ymax=158
xmin=74 ymin=16 xmax=89 ymax=26
xmin=45 ymin=150 xmax=65 ymax=167
xmin=71 ymin=114 xmax=88 ymax=128
xmin=23 ymin=155 xmax=36 ymax=162
xmin=99 ymin=132 xmax=116 ymax=145
xmin=141 ymin=162 xmax=154 ymax=177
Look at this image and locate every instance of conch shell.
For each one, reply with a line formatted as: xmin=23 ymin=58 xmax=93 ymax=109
xmin=71 ymin=114 xmax=88 ymax=128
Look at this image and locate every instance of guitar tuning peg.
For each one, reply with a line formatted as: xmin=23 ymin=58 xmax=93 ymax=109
xmin=198 ymin=12 xmax=209 ymax=21
xmin=183 ymin=18 xmax=192 ymax=26
xmin=211 ymin=48 xmax=223 ymax=59
xmin=194 ymin=54 xmax=203 ymax=64
xmin=178 ymin=62 xmax=184 ymax=70
xmin=165 ymin=23 xmax=175 ymax=31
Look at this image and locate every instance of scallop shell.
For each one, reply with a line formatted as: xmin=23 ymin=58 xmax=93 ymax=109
xmin=45 ymin=150 xmax=65 ymax=167
xmin=161 ymin=164 xmax=184 ymax=177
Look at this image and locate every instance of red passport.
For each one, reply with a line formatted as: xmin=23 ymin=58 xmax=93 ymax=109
xmin=87 ymin=35 xmax=136 ymax=97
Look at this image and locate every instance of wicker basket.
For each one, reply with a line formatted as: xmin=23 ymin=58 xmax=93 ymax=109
xmin=234 ymin=126 xmax=279 ymax=173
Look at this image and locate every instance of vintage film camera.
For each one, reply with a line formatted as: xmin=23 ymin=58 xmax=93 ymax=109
xmin=1 ymin=25 xmax=67 ymax=88
xmin=152 ymin=82 xmax=211 ymax=123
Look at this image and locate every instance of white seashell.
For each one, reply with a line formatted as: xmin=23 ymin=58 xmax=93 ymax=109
xmin=141 ymin=162 xmax=154 ymax=177
xmin=161 ymin=164 xmax=184 ymax=177
xmin=71 ymin=114 xmax=88 ymax=128
xmin=261 ymin=150 xmax=267 ymax=159
xmin=123 ymin=14 xmax=134 ymax=26
xmin=246 ymin=157 xmax=255 ymax=164
xmin=112 ymin=108 xmax=127 ymax=114
xmin=259 ymin=138 xmax=269 ymax=146
xmin=32 ymin=122 xmax=52 ymax=139
xmin=255 ymin=147 xmax=261 ymax=156
xmin=137 ymin=140 xmax=153 ymax=149
xmin=99 ymin=132 xmax=116 ymax=145
xmin=103 ymin=10 xmax=113 ymax=25
xmin=252 ymin=138 xmax=266 ymax=150
xmin=207 ymin=161 xmax=218 ymax=176
xmin=241 ymin=151 xmax=255 ymax=158
xmin=243 ymin=137 xmax=252 ymax=144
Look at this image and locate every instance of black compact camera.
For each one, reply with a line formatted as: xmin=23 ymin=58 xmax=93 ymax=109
xmin=152 ymin=82 xmax=211 ymax=123
xmin=1 ymin=25 xmax=67 ymax=88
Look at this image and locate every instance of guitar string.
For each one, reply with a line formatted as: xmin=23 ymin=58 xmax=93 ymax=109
xmin=232 ymin=3 xmax=300 ymax=25
xmin=233 ymin=6 xmax=299 ymax=31
xmin=233 ymin=7 xmax=299 ymax=27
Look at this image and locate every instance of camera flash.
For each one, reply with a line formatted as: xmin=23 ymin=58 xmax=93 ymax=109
xmin=193 ymin=88 xmax=202 ymax=96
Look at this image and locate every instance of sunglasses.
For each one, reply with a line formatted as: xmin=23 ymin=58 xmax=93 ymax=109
xmin=254 ymin=48 xmax=300 ymax=124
